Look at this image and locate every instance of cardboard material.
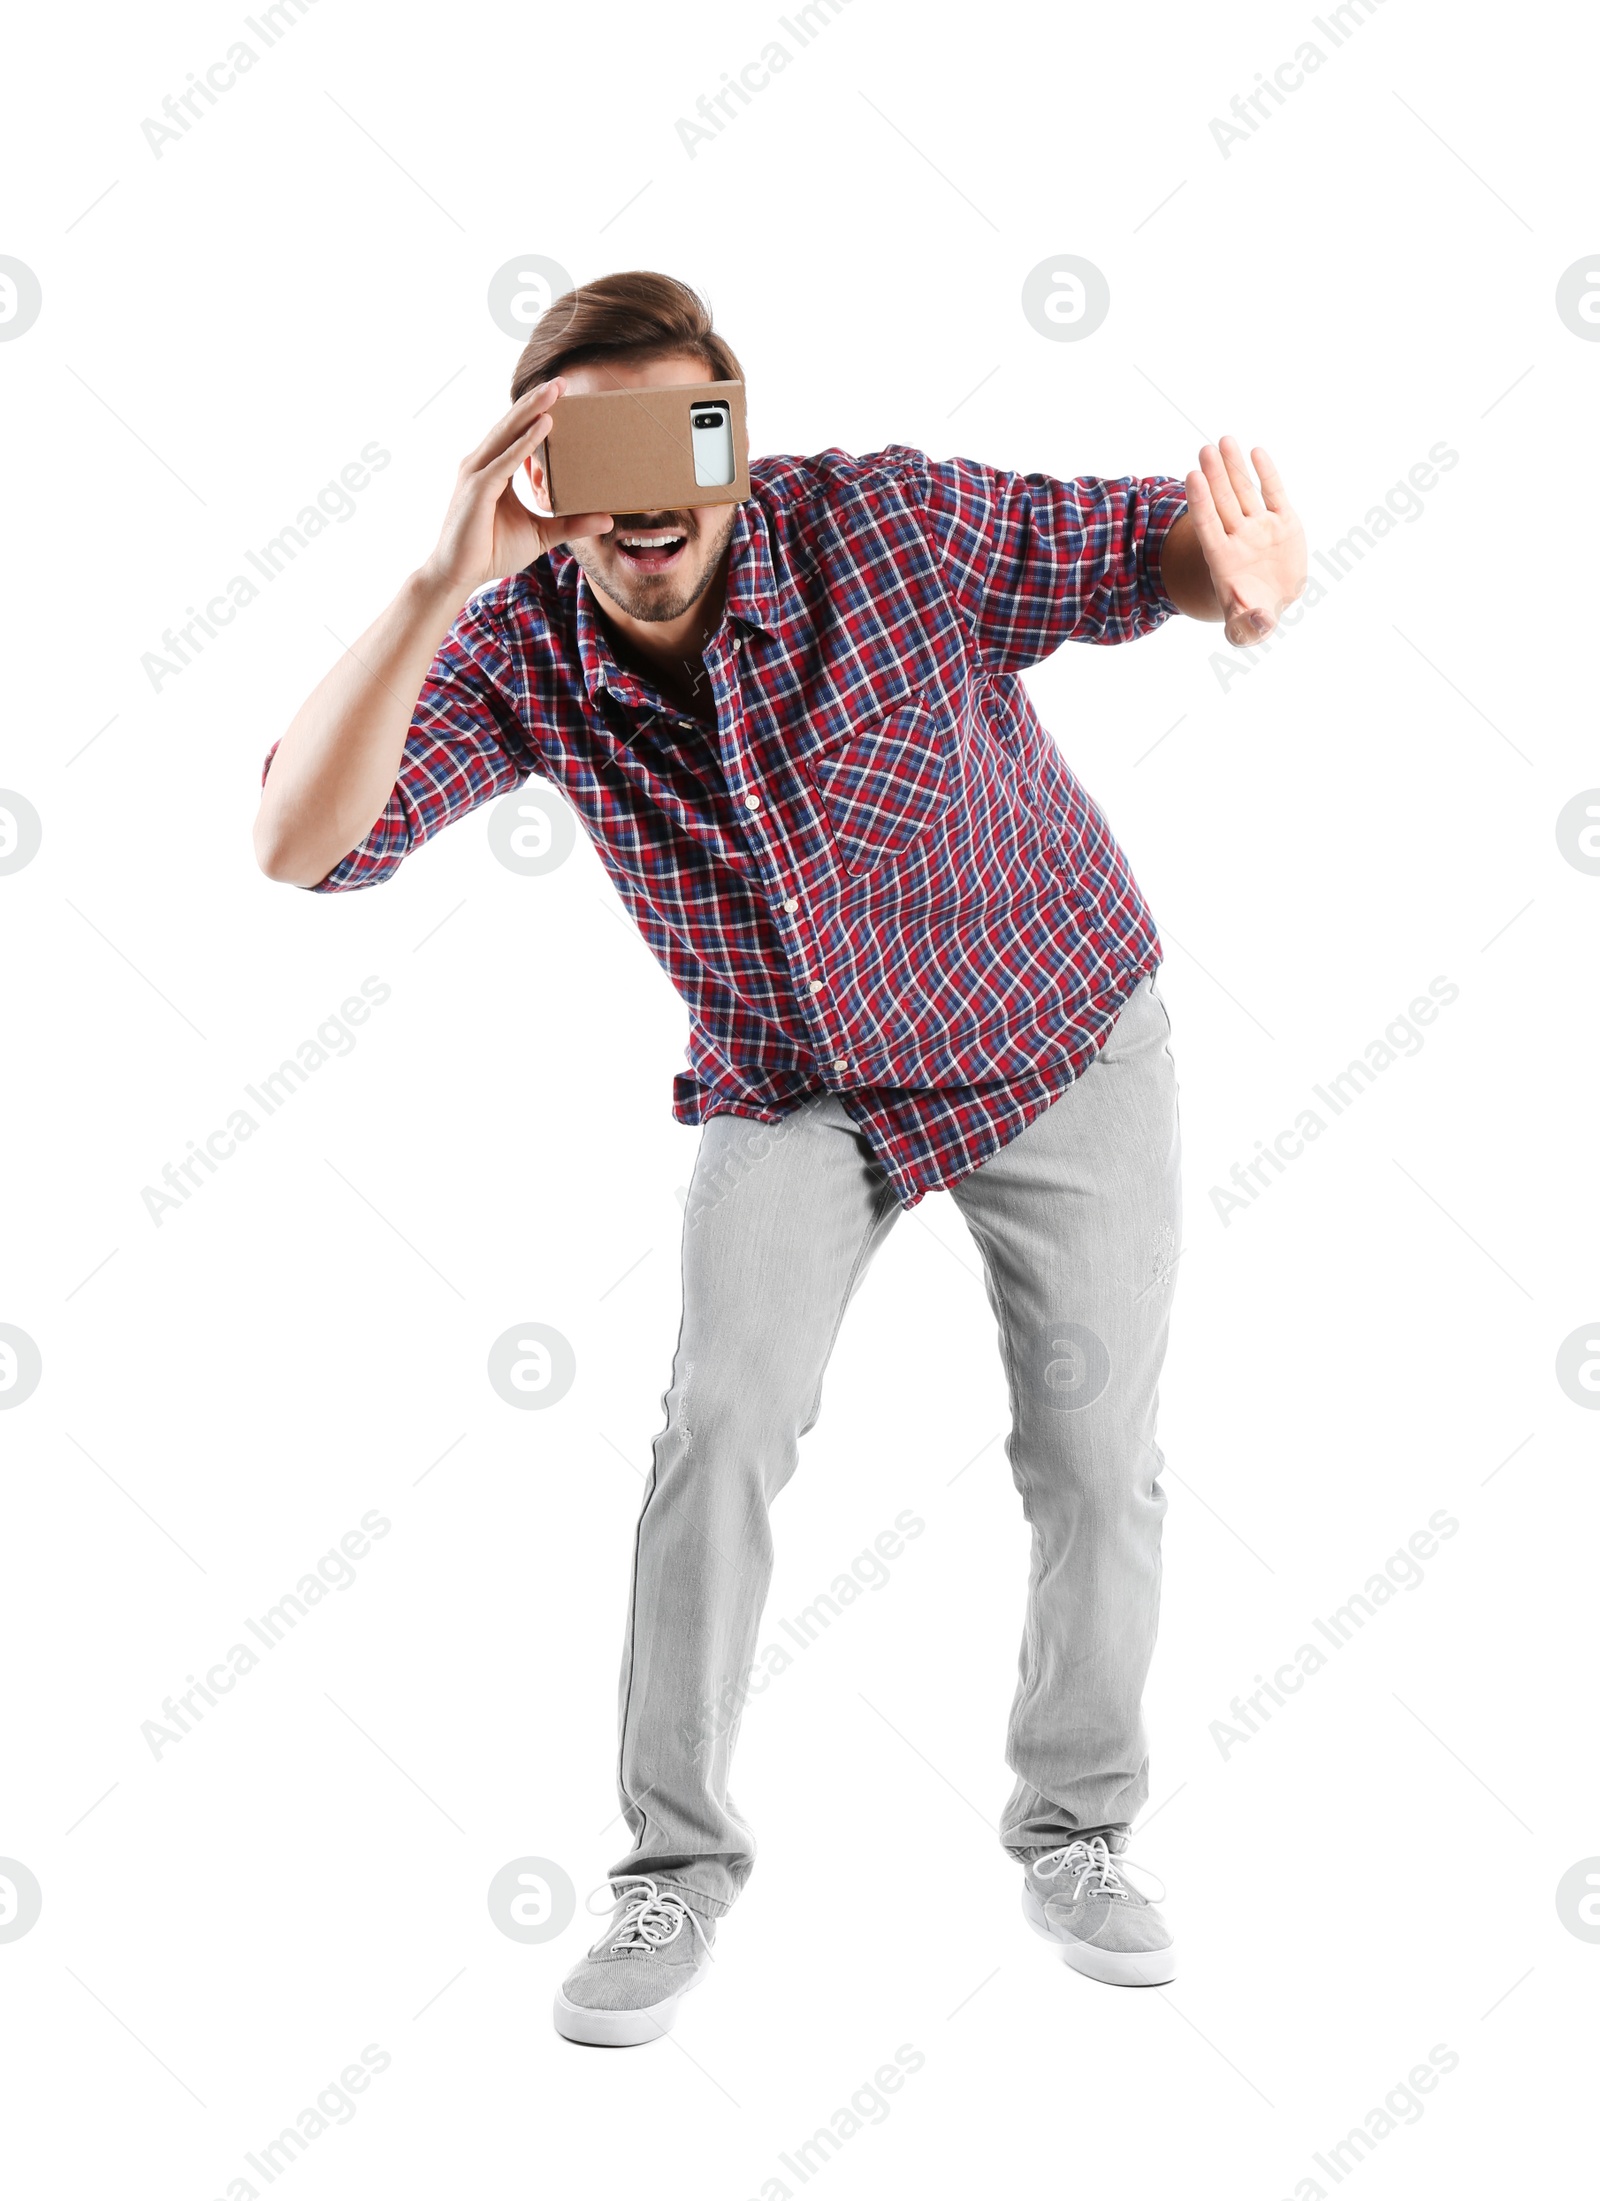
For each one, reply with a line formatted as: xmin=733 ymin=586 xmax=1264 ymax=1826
xmin=531 ymin=380 xmax=749 ymax=517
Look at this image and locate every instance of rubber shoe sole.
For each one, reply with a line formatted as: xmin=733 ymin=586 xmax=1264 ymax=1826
xmin=1021 ymin=1884 xmax=1177 ymax=1987
xmin=552 ymin=1956 xmax=706 ymax=2047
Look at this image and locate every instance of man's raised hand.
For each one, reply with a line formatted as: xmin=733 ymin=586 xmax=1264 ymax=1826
xmin=1184 ymin=437 xmax=1306 ymax=646
xmin=421 ymin=377 xmax=613 ymax=601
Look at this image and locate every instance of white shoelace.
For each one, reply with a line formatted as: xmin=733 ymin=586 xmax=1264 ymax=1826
xmin=1031 ymin=1836 xmax=1165 ymax=1906
xmin=586 ymin=1875 xmax=716 ymax=1960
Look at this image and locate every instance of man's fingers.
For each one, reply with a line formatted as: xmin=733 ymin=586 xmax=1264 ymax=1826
xmin=1199 ymin=442 xmax=1245 ymax=529
xmin=1217 ymin=434 xmax=1262 ymax=516
xmin=463 ymin=378 xmax=566 ymax=475
xmin=1251 ymin=444 xmax=1289 ymax=513
xmin=1222 ymin=581 xmax=1274 ymax=644
xmin=1223 ymin=576 xmax=1289 ymax=644
xmin=1183 ymin=466 xmax=1230 ymax=561
xmin=1225 ymin=612 xmax=1267 ymax=646
xmin=480 ymin=412 xmax=556 ymax=491
xmin=545 ymin=511 xmax=614 ymax=549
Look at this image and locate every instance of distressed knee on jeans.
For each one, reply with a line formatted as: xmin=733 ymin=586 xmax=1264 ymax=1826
xmin=656 ymin=1369 xmax=808 ymax=1507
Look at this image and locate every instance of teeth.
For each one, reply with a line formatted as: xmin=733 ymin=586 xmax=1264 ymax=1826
xmin=620 ymin=533 xmax=684 ymax=549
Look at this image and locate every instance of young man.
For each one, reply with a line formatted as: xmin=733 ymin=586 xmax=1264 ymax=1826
xmin=255 ymin=271 xmax=1305 ymax=2045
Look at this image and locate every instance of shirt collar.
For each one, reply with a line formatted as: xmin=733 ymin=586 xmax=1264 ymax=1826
xmin=721 ymin=493 xmax=783 ymax=635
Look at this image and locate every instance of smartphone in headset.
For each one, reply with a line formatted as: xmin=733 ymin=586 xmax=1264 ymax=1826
xmin=689 ymin=399 xmax=734 ymax=486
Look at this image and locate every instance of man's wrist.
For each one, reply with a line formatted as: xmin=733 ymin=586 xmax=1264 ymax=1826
xmin=1156 ymin=510 xmax=1224 ymax=624
xmin=406 ymin=561 xmax=478 ymax=626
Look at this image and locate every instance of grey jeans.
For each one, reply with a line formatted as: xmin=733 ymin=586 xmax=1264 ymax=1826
xmin=611 ymin=973 xmax=1181 ymax=1916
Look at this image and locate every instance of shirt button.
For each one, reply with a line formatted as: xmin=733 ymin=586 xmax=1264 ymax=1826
xmin=744 ymin=792 xmax=761 ymax=810
xmin=782 ymin=896 xmax=798 ymax=914
xmin=833 ymin=1058 xmax=850 ymax=1072
xmin=808 ymin=979 xmax=822 ymax=994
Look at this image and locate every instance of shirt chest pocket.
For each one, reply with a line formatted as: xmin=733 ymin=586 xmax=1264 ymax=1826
xmin=805 ymin=688 xmax=953 ymax=877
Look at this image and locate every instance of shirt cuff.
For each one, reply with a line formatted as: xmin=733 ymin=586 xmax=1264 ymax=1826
xmin=1143 ymin=480 xmax=1191 ymax=619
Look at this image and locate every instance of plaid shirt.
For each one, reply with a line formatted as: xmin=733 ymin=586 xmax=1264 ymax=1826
xmin=265 ymin=446 xmax=1186 ymax=1206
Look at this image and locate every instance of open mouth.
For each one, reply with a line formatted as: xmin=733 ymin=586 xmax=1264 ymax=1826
xmin=613 ymin=526 xmax=689 ymax=575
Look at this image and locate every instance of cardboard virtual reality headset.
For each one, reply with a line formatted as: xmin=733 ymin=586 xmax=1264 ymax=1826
xmin=521 ymin=380 xmax=749 ymax=518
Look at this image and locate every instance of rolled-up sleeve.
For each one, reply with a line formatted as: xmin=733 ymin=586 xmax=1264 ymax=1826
xmin=911 ymin=450 xmax=1189 ymax=672
xmin=259 ymin=594 xmax=541 ymax=892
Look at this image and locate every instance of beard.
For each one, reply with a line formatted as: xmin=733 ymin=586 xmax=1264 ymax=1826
xmin=577 ymin=549 xmax=723 ymax=624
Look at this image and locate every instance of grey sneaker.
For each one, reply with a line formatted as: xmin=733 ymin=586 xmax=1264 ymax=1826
xmin=1021 ymin=1835 xmax=1176 ymax=1986
xmin=552 ymin=1876 xmax=715 ymax=2047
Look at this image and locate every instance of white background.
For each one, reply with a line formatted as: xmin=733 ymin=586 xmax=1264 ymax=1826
xmin=2 ymin=0 xmax=1596 ymax=2193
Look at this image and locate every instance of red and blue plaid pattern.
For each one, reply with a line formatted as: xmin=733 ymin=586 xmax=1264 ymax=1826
xmin=263 ymin=446 xmax=1187 ymax=1204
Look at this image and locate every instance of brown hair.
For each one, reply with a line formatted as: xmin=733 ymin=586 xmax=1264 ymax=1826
xmin=510 ymin=270 xmax=744 ymax=402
